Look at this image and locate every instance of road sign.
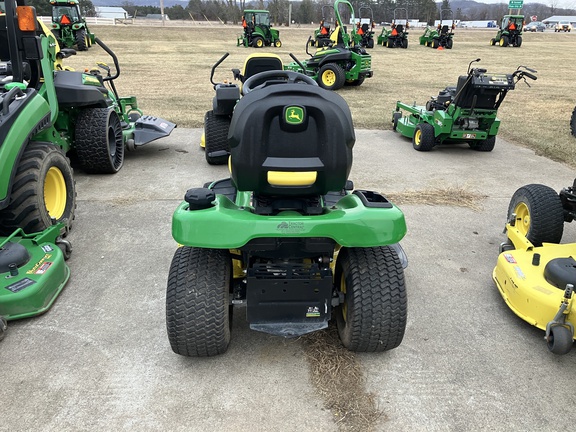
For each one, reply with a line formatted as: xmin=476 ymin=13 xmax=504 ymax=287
xmin=508 ymin=0 xmax=523 ymax=8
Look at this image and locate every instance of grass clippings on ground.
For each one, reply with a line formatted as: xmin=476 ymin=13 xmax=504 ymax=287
xmin=301 ymin=325 xmax=383 ymax=432
xmin=387 ymin=185 xmax=487 ymax=211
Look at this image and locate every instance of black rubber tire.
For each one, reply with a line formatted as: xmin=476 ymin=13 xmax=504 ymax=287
xmin=252 ymin=36 xmax=264 ymax=48
xmin=0 ymin=316 xmax=6 ymax=341
xmin=570 ymin=106 xmax=576 ymax=137
xmin=317 ymin=63 xmax=346 ymax=90
xmin=367 ymin=38 xmax=374 ymax=48
xmin=446 ymin=38 xmax=453 ymax=49
xmin=204 ymin=110 xmax=230 ymax=165
xmin=547 ymin=325 xmax=573 ymax=355
xmin=515 ymin=36 xmax=522 ymax=47
xmin=344 ymin=75 xmax=365 ymax=87
xmin=412 ymin=123 xmax=435 ymax=152
xmin=0 ymin=142 xmax=76 ymax=235
xmin=469 ymin=136 xmax=496 ymax=152
xmin=392 ymin=111 xmax=402 ymax=131
xmin=490 ymin=38 xmax=496 ymax=46
xmin=387 ymin=38 xmax=393 ymax=48
xmin=402 ymin=38 xmax=408 ymax=49
xmin=500 ymin=35 xmax=509 ymax=47
xmin=507 ymin=184 xmax=564 ymax=246
xmin=75 ymin=108 xmax=124 ymax=174
xmin=335 ymin=246 xmax=407 ymax=352
xmin=432 ymin=39 xmax=439 ymax=48
xmin=75 ymin=28 xmax=87 ymax=51
xmin=166 ymin=246 xmax=231 ymax=357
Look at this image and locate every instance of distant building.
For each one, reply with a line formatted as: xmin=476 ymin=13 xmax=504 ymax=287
xmin=542 ymin=15 xmax=576 ymax=26
xmin=95 ymin=7 xmax=129 ymax=20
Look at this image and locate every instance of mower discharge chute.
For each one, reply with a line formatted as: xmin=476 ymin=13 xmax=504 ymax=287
xmin=392 ymin=59 xmax=537 ymax=152
xmin=420 ymin=9 xmax=455 ymax=49
xmin=50 ymin=0 xmax=94 ymax=51
xmin=378 ymin=8 xmax=409 ymax=48
xmin=238 ymin=10 xmax=281 ymax=48
xmin=490 ymin=15 xmax=524 ymax=47
xmin=167 ymin=70 xmax=408 ymax=357
xmin=493 ymin=180 xmax=576 ymax=355
xmin=284 ymin=0 xmax=373 ymax=90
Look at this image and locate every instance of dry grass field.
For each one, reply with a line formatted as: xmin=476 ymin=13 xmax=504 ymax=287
xmin=65 ymin=24 xmax=576 ymax=165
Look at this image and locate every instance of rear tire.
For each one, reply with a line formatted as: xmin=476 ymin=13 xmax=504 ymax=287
xmin=166 ymin=247 xmax=231 ymax=357
xmin=75 ymin=28 xmax=87 ymax=51
xmin=507 ymin=184 xmax=564 ymax=246
xmin=515 ymin=36 xmax=522 ymax=47
xmin=402 ymin=38 xmax=408 ymax=48
xmin=335 ymin=246 xmax=407 ymax=352
xmin=252 ymin=36 xmax=264 ymax=48
xmin=446 ymin=38 xmax=453 ymax=49
xmin=75 ymin=108 xmax=124 ymax=173
xmin=571 ymin=105 xmax=576 ymax=137
xmin=469 ymin=136 xmax=496 ymax=152
xmin=204 ymin=110 xmax=230 ymax=165
xmin=412 ymin=123 xmax=435 ymax=151
xmin=0 ymin=142 xmax=76 ymax=235
xmin=317 ymin=63 xmax=346 ymax=90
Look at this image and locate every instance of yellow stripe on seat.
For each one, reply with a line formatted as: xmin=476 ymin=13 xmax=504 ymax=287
xmin=267 ymin=171 xmax=317 ymax=186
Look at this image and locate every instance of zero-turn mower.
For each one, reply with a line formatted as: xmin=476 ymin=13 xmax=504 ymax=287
xmin=378 ymin=8 xmax=409 ymax=48
xmin=419 ymin=9 xmax=455 ymax=49
xmin=167 ymin=70 xmax=408 ymax=357
xmin=493 ymin=180 xmax=576 ymax=355
xmin=391 ymin=59 xmax=536 ymax=152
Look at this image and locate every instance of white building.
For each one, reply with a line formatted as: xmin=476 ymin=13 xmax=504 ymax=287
xmin=95 ymin=7 xmax=129 ymax=20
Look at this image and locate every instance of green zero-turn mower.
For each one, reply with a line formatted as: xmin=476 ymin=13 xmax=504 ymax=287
xmin=378 ymin=8 xmax=409 ymax=48
xmin=1 ymin=0 xmax=175 ymax=238
xmin=166 ymin=70 xmax=408 ymax=357
xmin=49 ymin=0 xmax=94 ymax=51
xmin=419 ymin=9 xmax=455 ymax=49
xmin=493 ymin=179 xmax=576 ymax=355
xmin=284 ymin=0 xmax=372 ymax=91
xmin=237 ymin=10 xmax=281 ymax=48
xmin=0 ymin=223 xmax=71 ymax=341
xmin=490 ymin=15 xmax=524 ymax=47
xmin=351 ymin=6 xmax=375 ymax=49
xmin=310 ymin=4 xmax=334 ymax=48
xmin=392 ymin=59 xmax=537 ymax=152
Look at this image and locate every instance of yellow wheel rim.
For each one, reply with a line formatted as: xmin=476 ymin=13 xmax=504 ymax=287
xmin=414 ymin=129 xmax=422 ymax=145
xmin=322 ymin=70 xmax=336 ymax=87
xmin=44 ymin=167 xmax=67 ymax=219
xmin=514 ymin=202 xmax=530 ymax=236
xmin=257 ymin=39 xmax=263 ymax=47
xmin=340 ymin=272 xmax=347 ymax=321
xmin=500 ymin=37 xmax=505 ymax=46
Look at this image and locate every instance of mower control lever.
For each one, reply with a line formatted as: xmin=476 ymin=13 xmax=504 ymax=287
xmin=210 ymin=53 xmax=230 ymax=86
xmin=94 ymin=37 xmax=120 ymax=82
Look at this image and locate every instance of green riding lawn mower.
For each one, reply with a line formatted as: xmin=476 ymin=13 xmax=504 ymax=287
xmin=310 ymin=4 xmax=334 ymax=48
xmin=237 ymin=10 xmax=281 ymax=48
xmin=419 ymin=9 xmax=455 ymax=49
xmin=490 ymin=15 xmax=524 ymax=47
xmin=378 ymin=8 xmax=409 ymax=48
xmin=352 ymin=6 xmax=375 ymax=49
xmin=392 ymin=59 xmax=537 ymax=152
xmin=167 ymin=70 xmax=408 ymax=357
xmin=49 ymin=0 xmax=94 ymax=51
xmin=285 ymin=0 xmax=373 ymax=90
xmin=494 ymin=180 xmax=576 ymax=354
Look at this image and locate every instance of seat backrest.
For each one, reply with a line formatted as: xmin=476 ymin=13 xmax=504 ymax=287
xmin=441 ymin=25 xmax=449 ymax=34
xmin=395 ymin=24 xmax=404 ymax=34
xmin=242 ymin=54 xmax=283 ymax=82
xmin=361 ymin=23 xmax=369 ymax=33
xmin=228 ymin=84 xmax=355 ymax=197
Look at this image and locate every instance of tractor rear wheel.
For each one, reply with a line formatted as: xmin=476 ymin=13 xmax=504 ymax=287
xmin=252 ymin=36 xmax=264 ymax=48
xmin=500 ymin=35 xmax=509 ymax=47
xmin=75 ymin=28 xmax=88 ymax=51
xmin=0 ymin=142 xmax=76 ymax=235
xmin=515 ymin=36 xmax=522 ymax=47
xmin=204 ymin=110 xmax=230 ymax=165
xmin=507 ymin=184 xmax=564 ymax=246
xmin=570 ymin=105 xmax=576 ymax=137
xmin=469 ymin=136 xmax=496 ymax=152
xmin=402 ymin=38 xmax=408 ymax=48
xmin=412 ymin=123 xmax=435 ymax=151
xmin=335 ymin=246 xmax=407 ymax=352
xmin=75 ymin=108 xmax=124 ymax=174
xmin=166 ymin=246 xmax=231 ymax=357
xmin=446 ymin=38 xmax=453 ymax=49
xmin=317 ymin=63 xmax=346 ymax=90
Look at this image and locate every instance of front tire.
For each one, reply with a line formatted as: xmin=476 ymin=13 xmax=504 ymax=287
xmin=500 ymin=35 xmax=509 ymax=47
xmin=335 ymin=247 xmax=407 ymax=352
xmin=166 ymin=247 xmax=231 ymax=357
xmin=547 ymin=325 xmax=573 ymax=355
xmin=75 ymin=108 xmax=124 ymax=174
xmin=317 ymin=63 xmax=346 ymax=90
xmin=204 ymin=110 xmax=230 ymax=165
xmin=507 ymin=184 xmax=564 ymax=246
xmin=412 ymin=123 xmax=435 ymax=151
xmin=0 ymin=142 xmax=76 ymax=235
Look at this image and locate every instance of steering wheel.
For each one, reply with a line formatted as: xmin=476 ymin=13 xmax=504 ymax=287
xmin=243 ymin=70 xmax=317 ymax=94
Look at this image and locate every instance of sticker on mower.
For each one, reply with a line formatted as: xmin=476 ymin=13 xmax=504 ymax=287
xmin=306 ymin=306 xmax=321 ymax=318
xmin=5 ymin=277 xmax=36 ymax=293
xmin=463 ymin=133 xmax=477 ymax=139
xmin=34 ymin=261 xmax=53 ymax=275
xmin=503 ymin=253 xmax=517 ymax=264
xmin=41 ymin=245 xmax=53 ymax=253
xmin=276 ymin=221 xmax=305 ymax=233
xmin=513 ymin=265 xmax=526 ymax=280
xmin=26 ymin=254 xmax=52 ymax=275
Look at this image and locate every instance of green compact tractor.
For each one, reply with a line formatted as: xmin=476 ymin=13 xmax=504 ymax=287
xmin=0 ymin=223 xmax=71 ymax=341
xmin=490 ymin=15 xmax=524 ymax=47
xmin=50 ymin=0 xmax=94 ymax=51
xmin=285 ymin=0 xmax=372 ymax=90
xmin=420 ymin=9 xmax=455 ymax=49
xmin=238 ymin=10 xmax=281 ymax=48
xmin=166 ymin=70 xmax=408 ymax=357
xmin=352 ymin=6 xmax=375 ymax=49
xmin=1 ymin=1 xmax=175 ymax=235
xmin=378 ymin=8 xmax=409 ymax=48
xmin=392 ymin=59 xmax=537 ymax=152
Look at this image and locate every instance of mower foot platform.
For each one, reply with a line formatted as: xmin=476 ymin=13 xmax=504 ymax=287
xmin=250 ymin=321 xmax=328 ymax=338
xmin=133 ymin=115 xmax=176 ymax=146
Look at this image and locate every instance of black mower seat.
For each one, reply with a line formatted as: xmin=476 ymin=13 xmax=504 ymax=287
xmin=441 ymin=25 xmax=449 ymax=35
xmin=228 ymin=83 xmax=354 ymax=197
xmin=544 ymin=257 xmax=576 ymax=290
xmin=242 ymin=54 xmax=283 ymax=83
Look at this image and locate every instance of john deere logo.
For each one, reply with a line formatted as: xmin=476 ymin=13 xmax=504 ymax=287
xmin=285 ymin=106 xmax=304 ymax=125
